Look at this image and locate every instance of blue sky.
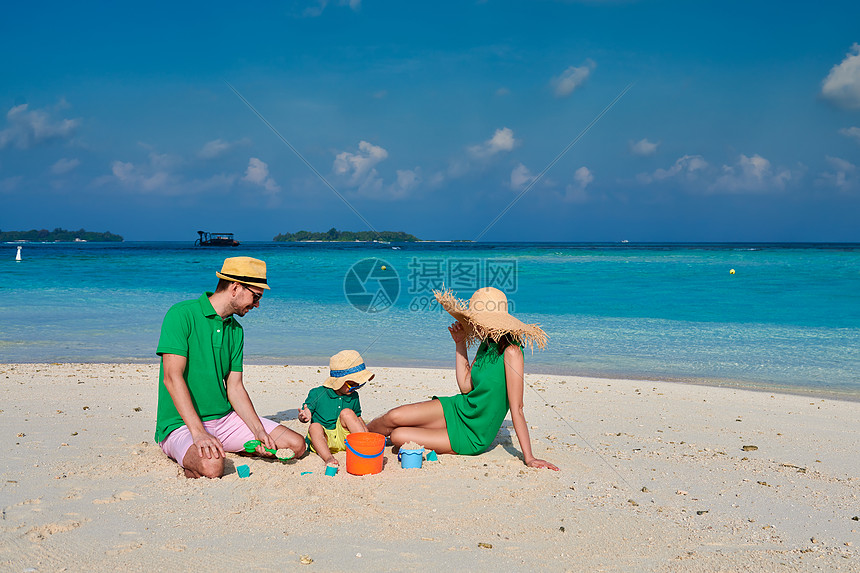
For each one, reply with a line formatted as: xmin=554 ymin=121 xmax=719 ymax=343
xmin=2 ymin=1 xmax=860 ymax=242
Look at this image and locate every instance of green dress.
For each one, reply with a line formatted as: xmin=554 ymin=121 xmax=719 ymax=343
xmin=437 ymin=340 xmax=517 ymax=455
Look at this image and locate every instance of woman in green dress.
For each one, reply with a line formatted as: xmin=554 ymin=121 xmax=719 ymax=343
xmin=367 ymin=287 xmax=558 ymax=470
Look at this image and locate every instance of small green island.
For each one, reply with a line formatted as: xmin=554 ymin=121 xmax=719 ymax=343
xmin=0 ymin=228 xmax=124 ymax=242
xmin=273 ymin=228 xmax=419 ymax=242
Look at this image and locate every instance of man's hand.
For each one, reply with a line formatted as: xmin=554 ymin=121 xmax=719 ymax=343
xmin=253 ymin=429 xmax=276 ymax=457
xmin=298 ymin=404 xmax=311 ymax=423
xmin=191 ymin=430 xmax=225 ymax=459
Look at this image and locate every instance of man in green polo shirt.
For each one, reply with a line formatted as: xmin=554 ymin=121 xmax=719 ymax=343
xmin=155 ymin=256 xmax=306 ymax=478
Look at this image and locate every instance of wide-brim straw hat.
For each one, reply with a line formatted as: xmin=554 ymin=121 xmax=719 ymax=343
xmin=323 ymin=349 xmax=375 ymax=390
xmin=434 ymin=287 xmax=548 ymax=351
xmin=215 ymin=256 xmax=271 ymax=290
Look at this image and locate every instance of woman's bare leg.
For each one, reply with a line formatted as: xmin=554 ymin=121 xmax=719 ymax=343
xmin=390 ymin=427 xmax=454 ymax=454
xmin=367 ymin=399 xmax=446 ymax=436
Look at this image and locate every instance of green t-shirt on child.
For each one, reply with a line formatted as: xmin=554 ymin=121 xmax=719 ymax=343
xmin=303 ymin=385 xmax=362 ymax=431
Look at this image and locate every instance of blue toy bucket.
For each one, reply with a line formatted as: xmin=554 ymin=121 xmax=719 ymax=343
xmin=345 ymin=432 xmax=385 ymax=475
xmin=398 ymin=448 xmax=425 ymax=469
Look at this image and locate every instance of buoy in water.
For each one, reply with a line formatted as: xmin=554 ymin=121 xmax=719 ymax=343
xmin=729 ymin=269 xmax=735 ymax=275
xmin=15 ymin=246 xmax=22 ymax=262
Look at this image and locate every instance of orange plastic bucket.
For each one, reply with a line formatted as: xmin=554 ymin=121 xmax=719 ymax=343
xmin=345 ymin=432 xmax=385 ymax=475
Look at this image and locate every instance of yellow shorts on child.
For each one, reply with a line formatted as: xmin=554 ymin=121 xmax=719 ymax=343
xmin=307 ymin=417 xmax=350 ymax=453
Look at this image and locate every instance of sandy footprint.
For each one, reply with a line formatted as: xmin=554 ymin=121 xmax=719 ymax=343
xmin=105 ymin=542 xmax=143 ymax=556
xmin=25 ymin=518 xmax=88 ymax=542
xmin=3 ymin=498 xmax=43 ymax=522
xmin=92 ymin=490 xmax=138 ymax=504
xmin=9 ymin=497 xmax=42 ymax=508
xmin=161 ymin=543 xmax=187 ymax=552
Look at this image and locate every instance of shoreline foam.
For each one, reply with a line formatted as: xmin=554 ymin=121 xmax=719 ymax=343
xmin=7 ymin=359 xmax=858 ymax=403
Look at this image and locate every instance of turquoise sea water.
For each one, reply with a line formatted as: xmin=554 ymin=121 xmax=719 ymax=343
xmin=2 ymin=242 xmax=859 ymax=398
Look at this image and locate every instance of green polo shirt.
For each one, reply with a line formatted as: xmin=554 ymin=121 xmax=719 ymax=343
xmin=154 ymin=292 xmax=244 ymax=443
xmin=303 ymin=385 xmax=362 ymax=431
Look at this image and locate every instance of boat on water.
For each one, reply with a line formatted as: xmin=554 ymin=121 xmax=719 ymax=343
xmin=195 ymin=231 xmax=240 ymax=247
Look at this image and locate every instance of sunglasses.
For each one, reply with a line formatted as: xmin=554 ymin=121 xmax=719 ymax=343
xmin=240 ymin=283 xmax=263 ymax=303
xmin=344 ymin=381 xmax=366 ymax=393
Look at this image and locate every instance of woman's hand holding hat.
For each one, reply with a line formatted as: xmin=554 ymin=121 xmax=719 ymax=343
xmin=448 ymin=321 xmax=468 ymax=345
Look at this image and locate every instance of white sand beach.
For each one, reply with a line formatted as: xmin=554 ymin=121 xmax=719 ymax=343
xmin=1 ymin=363 xmax=858 ymax=572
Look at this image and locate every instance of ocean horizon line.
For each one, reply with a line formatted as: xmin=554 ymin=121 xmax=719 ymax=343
xmin=7 ymin=239 xmax=860 ymax=247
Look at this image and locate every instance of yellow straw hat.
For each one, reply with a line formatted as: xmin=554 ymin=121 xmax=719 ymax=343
xmin=434 ymin=287 xmax=548 ymax=350
xmin=323 ymin=350 xmax=375 ymax=390
xmin=215 ymin=257 xmax=271 ymax=290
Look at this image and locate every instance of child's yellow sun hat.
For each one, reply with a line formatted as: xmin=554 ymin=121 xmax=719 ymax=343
xmin=323 ymin=350 xmax=375 ymax=390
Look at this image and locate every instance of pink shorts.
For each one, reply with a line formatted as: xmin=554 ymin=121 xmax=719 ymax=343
xmin=159 ymin=411 xmax=282 ymax=468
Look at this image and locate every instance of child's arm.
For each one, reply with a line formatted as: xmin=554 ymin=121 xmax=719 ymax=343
xmin=298 ymin=389 xmax=316 ymax=423
xmin=298 ymin=403 xmax=312 ymax=423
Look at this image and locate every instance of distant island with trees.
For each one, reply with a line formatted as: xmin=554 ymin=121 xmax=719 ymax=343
xmin=273 ymin=228 xmax=420 ymax=242
xmin=0 ymin=228 xmax=124 ymax=242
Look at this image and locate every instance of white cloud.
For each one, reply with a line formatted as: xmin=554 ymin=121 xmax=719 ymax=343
xmin=638 ymin=153 xmax=792 ymax=194
xmin=332 ymin=140 xmax=419 ymax=199
xmin=0 ymin=103 xmax=80 ymax=150
xmin=198 ymin=138 xmax=249 ymax=159
xmin=563 ymin=166 xmax=594 ymax=203
xmin=430 ymin=128 xmax=519 ymax=187
xmin=198 ymin=139 xmax=231 ymax=159
xmin=839 ymin=126 xmax=860 ymax=143
xmin=394 ymin=169 xmax=419 ymax=192
xmin=817 ymin=156 xmax=856 ymax=191
xmin=495 ymin=87 xmax=510 ymax=96
xmin=109 ymin=160 xmax=170 ymax=192
xmin=243 ymin=157 xmax=280 ymax=193
xmin=303 ymin=0 xmax=360 ymax=17
xmin=111 ymin=161 xmax=133 ymax=181
xmin=637 ymin=154 xmax=708 ymax=184
xmin=101 ymin=148 xmax=238 ymax=196
xmin=510 ymin=163 xmax=535 ymax=190
xmin=821 ymin=44 xmax=860 ymax=109
xmin=333 ymin=140 xmax=388 ymax=188
xmin=148 ymin=151 xmax=183 ymax=171
xmin=468 ymin=127 xmax=517 ymax=158
xmin=574 ymin=166 xmax=594 ymax=188
xmin=710 ymin=154 xmax=791 ymax=193
xmin=387 ymin=168 xmax=421 ymax=199
xmin=630 ymin=138 xmax=659 ymax=157
xmin=551 ymin=60 xmax=596 ymax=98
xmin=50 ymin=157 xmax=80 ymax=175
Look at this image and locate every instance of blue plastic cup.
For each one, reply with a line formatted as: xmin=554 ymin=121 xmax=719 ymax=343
xmin=398 ymin=448 xmax=425 ymax=469
xmin=237 ymin=464 xmax=250 ymax=478
xmin=325 ymin=464 xmax=338 ymax=476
